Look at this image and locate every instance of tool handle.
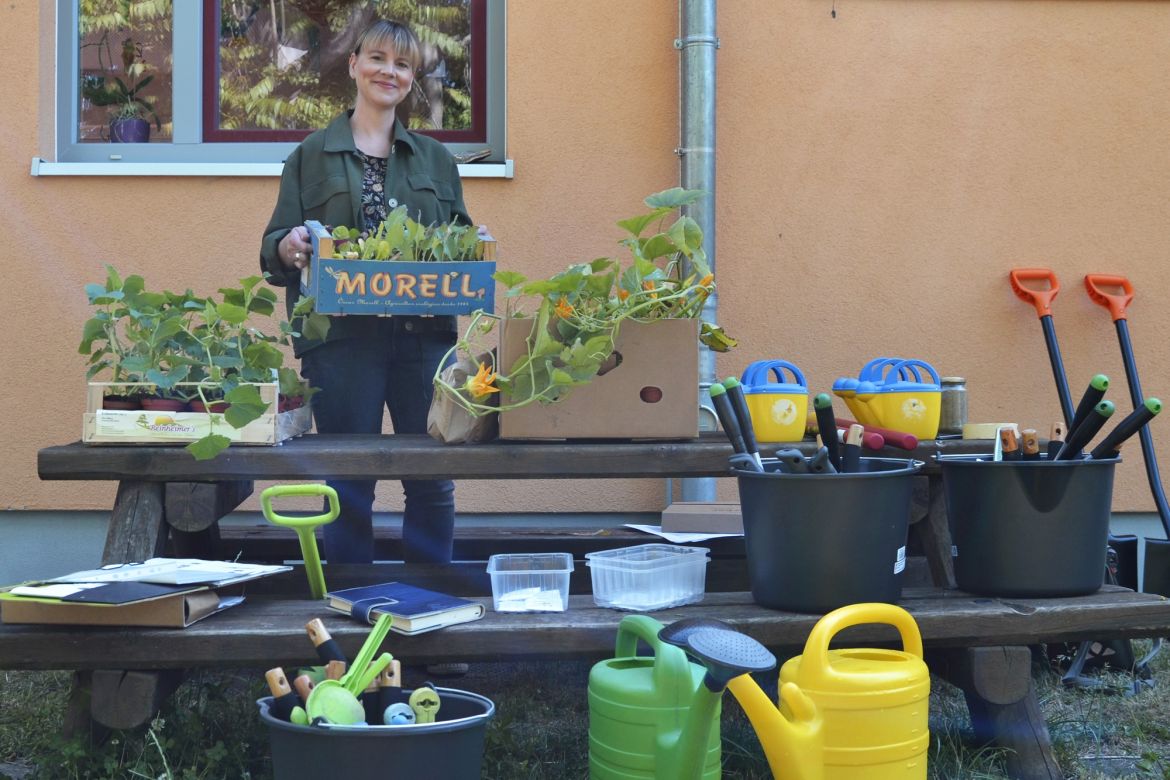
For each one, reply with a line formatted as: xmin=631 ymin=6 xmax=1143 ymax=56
xmin=1091 ymin=399 xmax=1162 ymax=459
xmin=1009 ymin=268 xmax=1061 ymax=317
xmin=1084 ymin=274 xmax=1135 ymax=322
xmin=1069 ymin=375 xmax=1110 ymax=435
xmin=260 ymin=484 xmax=340 ymax=528
xmin=1009 ymin=268 xmax=1062 ymax=316
xmin=341 ymin=613 xmax=394 ymax=695
xmin=722 ymin=379 xmax=760 ymax=459
xmin=305 ymin=618 xmax=347 ymax=663
xmin=838 ymin=426 xmax=885 ymax=451
xmin=614 ymin=615 xmax=693 ymax=692
xmin=837 ymin=418 xmax=917 ymax=450
xmin=1056 ymin=400 xmax=1115 ymax=460
xmin=1021 ymin=429 xmax=1041 ymax=460
xmin=709 ymin=385 xmax=750 ymax=459
xmin=813 ymin=393 xmax=841 ymax=469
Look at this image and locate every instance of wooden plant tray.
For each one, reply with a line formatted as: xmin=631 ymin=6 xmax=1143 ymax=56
xmin=82 ymin=382 xmax=311 ymax=446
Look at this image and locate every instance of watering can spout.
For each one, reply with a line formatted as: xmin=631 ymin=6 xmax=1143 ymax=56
xmin=727 ymin=677 xmax=824 ymax=780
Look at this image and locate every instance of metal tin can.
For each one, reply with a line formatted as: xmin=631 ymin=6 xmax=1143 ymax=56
xmin=939 ymin=377 xmax=968 ymax=435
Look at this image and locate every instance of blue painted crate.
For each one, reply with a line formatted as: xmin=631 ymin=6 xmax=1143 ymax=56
xmin=299 ymin=221 xmax=496 ymax=316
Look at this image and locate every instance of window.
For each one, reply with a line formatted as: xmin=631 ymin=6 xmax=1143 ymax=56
xmin=49 ymin=0 xmax=506 ymax=173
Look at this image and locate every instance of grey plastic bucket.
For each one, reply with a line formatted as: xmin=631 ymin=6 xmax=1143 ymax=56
xmin=734 ymin=457 xmax=923 ymax=613
xmin=257 ymin=687 xmax=494 ymax=780
xmin=941 ymin=456 xmax=1117 ymax=597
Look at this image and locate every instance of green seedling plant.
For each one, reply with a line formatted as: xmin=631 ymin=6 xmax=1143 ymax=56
xmin=433 ymin=187 xmax=737 ymax=418
xmin=81 ymin=266 xmax=329 ymax=460
xmin=328 ymin=204 xmax=489 ymax=262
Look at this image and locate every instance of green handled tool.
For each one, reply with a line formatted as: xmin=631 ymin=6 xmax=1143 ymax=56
xmin=260 ymin=484 xmax=339 ymax=600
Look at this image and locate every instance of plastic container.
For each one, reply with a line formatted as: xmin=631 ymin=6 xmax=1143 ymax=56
xmin=257 ymin=686 xmax=495 ymax=780
xmin=486 ymin=552 xmax=574 ymax=612
xmin=585 ymin=544 xmax=709 ymax=611
xmin=942 ymin=456 xmax=1117 ymax=597
xmin=741 ymin=360 xmax=809 ymax=443
xmin=734 ymin=457 xmax=923 ymax=613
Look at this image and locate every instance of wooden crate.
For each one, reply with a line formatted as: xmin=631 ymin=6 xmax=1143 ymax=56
xmin=300 ymin=221 xmax=496 ymax=316
xmin=83 ymin=382 xmax=312 ymax=446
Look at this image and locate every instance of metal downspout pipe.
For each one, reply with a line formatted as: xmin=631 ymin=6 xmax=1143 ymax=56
xmin=677 ymin=0 xmax=719 ymax=503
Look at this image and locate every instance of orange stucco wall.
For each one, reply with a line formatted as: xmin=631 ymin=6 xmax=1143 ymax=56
xmin=4 ymin=1 xmax=1169 ymax=516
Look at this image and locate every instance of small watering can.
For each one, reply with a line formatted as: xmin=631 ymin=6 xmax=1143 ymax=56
xmin=589 ymin=614 xmax=773 ymax=779
xmin=779 ymin=603 xmax=930 ymax=780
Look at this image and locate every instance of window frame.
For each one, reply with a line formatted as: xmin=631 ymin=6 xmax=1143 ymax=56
xmin=48 ymin=0 xmax=507 ymax=172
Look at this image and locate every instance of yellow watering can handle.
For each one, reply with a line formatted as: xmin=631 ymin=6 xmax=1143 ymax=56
xmin=799 ymin=603 xmax=924 ymax=687
xmin=260 ymin=484 xmax=340 ymax=528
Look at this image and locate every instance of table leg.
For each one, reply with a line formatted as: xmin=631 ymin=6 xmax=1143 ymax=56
xmin=918 ymin=473 xmax=956 ymax=588
xmin=932 ymin=646 xmax=1062 ymax=780
xmin=103 ymin=481 xmax=167 ymax=565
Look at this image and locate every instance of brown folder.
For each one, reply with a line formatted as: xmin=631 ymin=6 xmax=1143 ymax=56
xmin=0 ymin=588 xmax=235 ymax=628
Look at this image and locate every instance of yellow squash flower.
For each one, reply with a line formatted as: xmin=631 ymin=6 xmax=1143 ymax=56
xmin=465 ymin=362 xmax=500 ymax=399
xmin=554 ymin=297 xmax=575 ymax=319
xmin=698 ymin=273 xmax=714 ymax=287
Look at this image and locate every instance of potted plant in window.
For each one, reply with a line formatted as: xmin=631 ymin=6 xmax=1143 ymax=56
xmin=81 ymin=38 xmax=161 ymax=143
xmin=429 ymin=187 xmax=738 ymax=443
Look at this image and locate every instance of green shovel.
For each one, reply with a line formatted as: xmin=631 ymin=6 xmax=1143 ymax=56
xmin=305 ymin=614 xmax=395 ymax=725
xmin=260 ymin=484 xmax=339 ymax=600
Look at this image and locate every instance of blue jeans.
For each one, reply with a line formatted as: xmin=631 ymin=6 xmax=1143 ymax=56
xmin=300 ymin=318 xmax=456 ymax=564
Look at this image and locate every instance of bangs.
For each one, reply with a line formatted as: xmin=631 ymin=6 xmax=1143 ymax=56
xmin=356 ymin=21 xmax=422 ymax=71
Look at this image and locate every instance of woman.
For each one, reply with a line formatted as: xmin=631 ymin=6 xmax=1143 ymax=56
xmin=260 ymin=20 xmax=469 ymax=564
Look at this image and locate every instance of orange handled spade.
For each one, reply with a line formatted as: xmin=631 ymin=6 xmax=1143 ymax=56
xmin=1084 ymin=274 xmax=1170 ymax=537
xmin=1010 ymin=268 xmax=1074 ymax=428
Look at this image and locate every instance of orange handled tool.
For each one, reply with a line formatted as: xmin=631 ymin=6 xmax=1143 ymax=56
xmin=1084 ymin=273 xmax=1170 ymax=537
xmin=1009 ymin=268 xmax=1074 ymax=427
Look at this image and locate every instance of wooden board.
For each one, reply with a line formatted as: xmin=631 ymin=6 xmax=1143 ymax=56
xmin=40 ymin=434 xmax=994 ymax=482
xmin=1 ymin=586 xmax=1166 ymax=671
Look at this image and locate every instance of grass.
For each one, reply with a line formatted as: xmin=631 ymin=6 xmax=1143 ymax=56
xmin=1 ymin=642 xmax=1168 ymax=779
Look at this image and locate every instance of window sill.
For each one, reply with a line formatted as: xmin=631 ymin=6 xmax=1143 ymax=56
xmin=29 ymin=158 xmax=515 ymax=179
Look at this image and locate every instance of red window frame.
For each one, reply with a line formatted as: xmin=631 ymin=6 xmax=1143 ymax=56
xmin=201 ymin=1 xmax=488 ymax=144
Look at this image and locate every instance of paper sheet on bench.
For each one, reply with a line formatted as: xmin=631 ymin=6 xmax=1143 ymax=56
xmin=624 ymin=524 xmax=743 ymax=543
xmin=48 ymin=558 xmax=290 ymax=587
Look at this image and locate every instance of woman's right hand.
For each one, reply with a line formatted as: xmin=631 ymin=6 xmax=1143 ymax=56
xmin=278 ymin=226 xmax=312 ymax=270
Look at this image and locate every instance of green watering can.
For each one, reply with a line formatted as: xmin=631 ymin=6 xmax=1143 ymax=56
xmin=588 ymin=614 xmax=776 ymax=779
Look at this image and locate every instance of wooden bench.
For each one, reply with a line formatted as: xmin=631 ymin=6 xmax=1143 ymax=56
xmin=26 ymin=433 xmax=1170 ymax=780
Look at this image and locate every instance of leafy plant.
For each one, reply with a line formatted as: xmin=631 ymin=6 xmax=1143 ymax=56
xmin=433 ymin=187 xmax=737 ymax=418
xmin=327 ymin=205 xmax=490 ymax=262
xmin=80 ymin=266 xmax=329 ymax=460
xmin=81 ymin=36 xmax=162 ymax=130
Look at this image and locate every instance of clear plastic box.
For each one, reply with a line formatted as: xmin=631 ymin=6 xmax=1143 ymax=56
xmin=486 ymin=552 xmax=574 ymax=612
xmin=584 ymin=544 xmax=710 ymax=611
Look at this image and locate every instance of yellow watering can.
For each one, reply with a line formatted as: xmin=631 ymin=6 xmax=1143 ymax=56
xmin=659 ymin=618 xmax=824 ymax=780
xmin=779 ymin=603 xmax=930 ymax=780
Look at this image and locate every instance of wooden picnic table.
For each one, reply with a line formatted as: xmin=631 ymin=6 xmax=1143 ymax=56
xmin=28 ymin=433 xmax=1167 ymax=780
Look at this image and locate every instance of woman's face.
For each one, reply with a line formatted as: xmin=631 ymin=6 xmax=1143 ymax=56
xmin=349 ymin=41 xmax=415 ymax=113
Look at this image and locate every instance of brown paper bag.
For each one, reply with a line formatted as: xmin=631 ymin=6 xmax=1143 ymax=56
xmin=427 ymin=352 xmax=499 ymax=444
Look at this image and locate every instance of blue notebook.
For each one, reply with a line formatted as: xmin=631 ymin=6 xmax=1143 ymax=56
xmin=326 ymin=581 xmax=484 ymax=635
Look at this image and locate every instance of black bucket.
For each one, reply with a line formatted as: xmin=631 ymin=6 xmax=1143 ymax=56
xmin=257 ymin=687 xmax=494 ymax=780
xmin=734 ymin=457 xmax=923 ymax=613
xmin=941 ymin=456 xmax=1117 ymax=597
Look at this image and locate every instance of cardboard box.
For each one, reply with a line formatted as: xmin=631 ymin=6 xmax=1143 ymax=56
xmin=0 ymin=589 xmax=235 ymax=628
xmin=660 ymin=502 xmax=744 ymax=534
xmin=497 ymin=318 xmax=699 ymax=440
xmin=83 ymin=381 xmax=311 ymax=446
xmin=301 ymin=220 xmax=495 ymax=316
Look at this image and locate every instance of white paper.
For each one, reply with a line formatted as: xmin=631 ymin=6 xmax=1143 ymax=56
xmin=10 ymin=582 xmax=105 ymax=598
xmin=49 ymin=558 xmax=290 ymax=587
xmin=624 ymin=523 xmax=743 ymax=543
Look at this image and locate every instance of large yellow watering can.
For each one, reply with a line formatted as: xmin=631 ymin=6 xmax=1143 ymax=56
xmin=779 ymin=603 xmax=930 ymax=780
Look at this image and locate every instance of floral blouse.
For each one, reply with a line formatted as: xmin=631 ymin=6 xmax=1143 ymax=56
xmin=355 ymin=149 xmax=398 ymax=238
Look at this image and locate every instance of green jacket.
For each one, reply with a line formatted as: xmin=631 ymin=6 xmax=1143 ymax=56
xmin=260 ymin=111 xmax=471 ymax=355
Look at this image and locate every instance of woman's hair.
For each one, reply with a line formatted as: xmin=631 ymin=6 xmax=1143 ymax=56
xmin=353 ymin=20 xmax=422 ymax=73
